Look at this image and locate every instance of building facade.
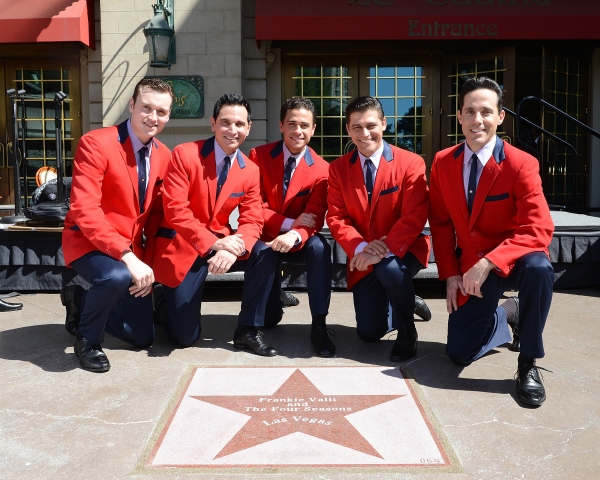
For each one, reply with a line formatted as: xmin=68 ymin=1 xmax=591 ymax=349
xmin=1 ymin=0 xmax=600 ymax=211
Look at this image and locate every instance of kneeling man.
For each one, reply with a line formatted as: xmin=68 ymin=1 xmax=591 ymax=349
xmin=249 ymin=97 xmax=335 ymax=357
xmin=151 ymin=93 xmax=280 ymax=356
xmin=327 ymin=96 xmax=430 ymax=362
xmin=429 ymin=77 xmax=554 ymax=406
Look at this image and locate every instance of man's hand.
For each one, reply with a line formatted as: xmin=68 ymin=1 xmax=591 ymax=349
xmin=266 ymin=231 xmax=297 ymax=253
xmin=363 ymin=236 xmax=389 ymax=258
xmin=349 ymin=252 xmax=381 ymax=271
xmin=291 ymin=213 xmax=317 ymax=229
xmin=445 ymin=275 xmax=466 ymax=313
xmin=121 ymin=252 xmax=154 ymax=297
xmin=207 ymin=250 xmax=237 ymax=275
xmin=211 ymin=234 xmax=246 ymax=256
xmin=462 ymin=258 xmax=496 ymax=298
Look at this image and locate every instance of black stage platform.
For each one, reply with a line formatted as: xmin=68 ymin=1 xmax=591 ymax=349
xmin=0 ymin=211 xmax=598 ymax=292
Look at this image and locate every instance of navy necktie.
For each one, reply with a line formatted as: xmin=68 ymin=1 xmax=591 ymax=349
xmin=365 ymin=158 xmax=374 ymax=203
xmin=137 ymin=146 xmax=148 ymax=213
xmin=217 ymin=156 xmax=231 ymax=198
xmin=283 ymin=156 xmax=295 ymax=199
xmin=467 ymin=153 xmax=478 ymax=213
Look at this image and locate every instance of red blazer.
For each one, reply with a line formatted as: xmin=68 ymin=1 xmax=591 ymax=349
xmin=327 ymin=141 xmax=430 ymax=290
xmin=150 ymin=137 xmax=263 ymax=287
xmin=62 ymin=121 xmax=171 ymax=266
xmin=248 ymin=141 xmax=328 ymax=248
xmin=429 ymin=136 xmax=554 ymax=305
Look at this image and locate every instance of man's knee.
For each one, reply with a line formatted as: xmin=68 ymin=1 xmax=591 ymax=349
xmin=169 ymin=327 xmax=200 ymax=348
xmin=305 ymin=234 xmax=331 ymax=259
xmin=356 ymin=324 xmax=387 ymax=343
xmin=101 ymin=266 xmax=132 ymax=293
xmin=446 ymin=343 xmax=473 ymax=366
xmin=520 ymin=253 xmax=554 ymax=282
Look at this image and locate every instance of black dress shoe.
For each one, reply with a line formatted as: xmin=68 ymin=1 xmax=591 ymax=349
xmin=310 ymin=325 xmax=336 ymax=357
xmin=233 ymin=327 xmax=278 ymax=356
xmin=281 ymin=289 xmax=300 ymax=307
xmin=503 ymin=297 xmax=520 ymax=352
xmin=516 ymin=362 xmax=546 ymax=406
xmin=414 ymin=295 xmax=431 ymax=321
xmin=74 ymin=333 xmax=110 ymax=372
xmin=60 ymin=285 xmax=82 ymax=336
xmin=390 ymin=326 xmax=418 ymax=361
xmin=0 ymin=298 xmax=23 ymax=312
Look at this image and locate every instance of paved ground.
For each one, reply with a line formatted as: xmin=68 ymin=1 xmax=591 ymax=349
xmin=1 ymin=283 xmax=599 ymax=479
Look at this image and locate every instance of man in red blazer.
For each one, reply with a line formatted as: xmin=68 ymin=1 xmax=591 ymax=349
xmin=60 ymin=78 xmax=174 ymax=372
xmin=248 ymin=97 xmax=335 ymax=357
xmin=150 ymin=93 xmax=280 ymax=356
xmin=327 ymin=96 xmax=430 ymax=362
xmin=429 ymin=77 xmax=554 ymax=406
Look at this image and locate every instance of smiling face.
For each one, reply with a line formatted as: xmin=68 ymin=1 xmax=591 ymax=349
xmin=457 ymin=87 xmax=505 ymax=152
xmin=211 ymin=105 xmax=252 ymax=155
xmin=346 ymin=109 xmax=387 ymax=158
xmin=279 ymin=108 xmax=316 ymax=155
xmin=128 ymin=88 xmax=172 ymax=144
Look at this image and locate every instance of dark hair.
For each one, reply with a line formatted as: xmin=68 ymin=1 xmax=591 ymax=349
xmin=212 ymin=93 xmax=252 ymax=122
xmin=131 ymin=77 xmax=174 ymax=104
xmin=345 ymin=96 xmax=384 ymax=125
xmin=280 ymin=97 xmax=316 ymax=124
xmin=458 ymin=76 xmax=504 ymax=112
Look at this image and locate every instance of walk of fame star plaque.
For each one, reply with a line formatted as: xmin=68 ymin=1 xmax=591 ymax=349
xmin=137 ymin=366 xmax=460 ymax=474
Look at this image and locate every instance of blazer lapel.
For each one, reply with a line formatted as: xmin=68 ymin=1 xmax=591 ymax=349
xmin=452 ymin=143 xmax=470 ymax=225
xmin=268 ymin=142 xmax=285 ymax=211
xmin=349 ymin=150 xmax=369 ymax=214
xmin=117 ymin=121 xmax=141 ymax=213
xmin=200 ymin=137 xmax=217 ymax=216
xmin=370 ymin=141 xmax=393 ymax=212
xmin=469 ymin=136 xmax=505 ymax=227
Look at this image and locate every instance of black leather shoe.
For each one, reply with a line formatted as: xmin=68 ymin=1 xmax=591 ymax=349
xmin=310 ymin=325 xmax=336 ymax=357
xmin=0 ymin=298 xmax=23 ymax=312
xmin=414 ymin=295 xmax=431 ymax=321
xmin=390 ymin=327 xmax=418 ymax=361
xmin=233 ymin=327 xmax=278 ymax=356
xmin=516 ymin=362 xmax=546 ymax=406
xmin=60 ymin=285 xmax=82 ymax=336
xmin=504 ymin=297 xmax=520 ymax=352
xmin=74 ymin=333 xmax=110 ymax=372
xmin=281 ymin=289 xmax=300 ymax=307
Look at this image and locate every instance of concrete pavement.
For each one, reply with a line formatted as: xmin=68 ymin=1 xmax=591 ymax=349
xmin=0 ymin=285 xmax=598 ymax=479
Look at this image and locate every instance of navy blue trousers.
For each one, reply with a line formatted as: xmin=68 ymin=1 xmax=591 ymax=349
xmin=264 ymin=233 xmax=332 ymax=327
xmin=161 ymin=240 xmax=278 ymax=347
xmin=446 ymin=252 xmax=554 ymax=365
xmin=72 ymin=251 xmax=155 ymax=348
xmin=352 ymin=252 xmax=423 ymax=342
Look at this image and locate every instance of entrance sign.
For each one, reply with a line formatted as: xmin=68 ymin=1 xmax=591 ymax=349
xmin=152 ymin=76 xmax=204 ymax=119
xmin=139 ymin=366 xmax=459 ymax=473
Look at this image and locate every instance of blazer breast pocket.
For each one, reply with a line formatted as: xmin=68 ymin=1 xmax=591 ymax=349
xmin=295 ymin=189 xmax=311 ymax=198
xmin=229 ymin=191 xmax=245 ymax=198
xmin=485 ymin=192 xmax=509 ymax=202
xmin=380 ymin=185 xmax=399 ymax=196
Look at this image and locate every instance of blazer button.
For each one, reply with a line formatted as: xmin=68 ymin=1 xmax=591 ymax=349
xmin=477 ymin=252 xmax=483 ymax=258
xmin=370 ymin=231 xmax=375 ymax=236
xmin=471 ymin=232 xmax=476 ymax=237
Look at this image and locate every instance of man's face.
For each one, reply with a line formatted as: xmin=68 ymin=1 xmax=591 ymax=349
xmin=211 ymin=105 xmax=251 ymax=155
xmin=346 ymin=109 xmax=387 ymax=158
xmin=128 ymin=88 xmax=172 ymax=144
xmin=457 ymin=88 xmax=505 ymax=152
xmin=279 ymin=108 xmax=316 ymax=155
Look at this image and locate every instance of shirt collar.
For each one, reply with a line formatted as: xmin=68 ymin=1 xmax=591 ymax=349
xmin=282 ymin=143 xmax=306 ymax=164
xmin=214 ymin=138 xmax=238 ymax=168
xmin=463 ymin=135 xmax=497 ymax=166
xmin=126 ymin=119 xmax=154 ymax=156
xmin=358 ymin=142 xmax=384 ymax=169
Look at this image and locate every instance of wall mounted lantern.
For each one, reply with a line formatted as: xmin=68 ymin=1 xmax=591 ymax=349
xmin=143 ymin=0 xmax=176 ymax=69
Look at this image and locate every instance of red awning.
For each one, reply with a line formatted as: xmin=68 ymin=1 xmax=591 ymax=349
xmin=256 ymin=0 xmax=600 ymax=41
xmin=0 ymin=0 xmax=94 ymax=48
